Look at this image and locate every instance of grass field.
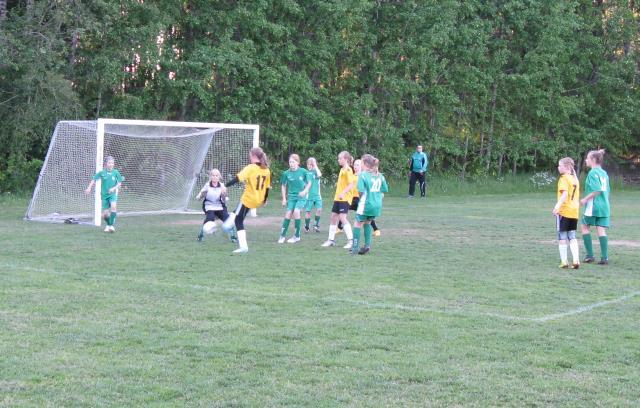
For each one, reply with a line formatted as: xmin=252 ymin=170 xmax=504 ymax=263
xmin=1 ymin=190 xmax=639 ymax=406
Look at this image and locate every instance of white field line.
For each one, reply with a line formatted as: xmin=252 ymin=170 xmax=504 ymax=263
xmin=2 ymin=262 xmax=638 ymax=323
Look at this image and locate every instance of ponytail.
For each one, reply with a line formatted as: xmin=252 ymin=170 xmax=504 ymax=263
xmin=250 ymin=147 xmax=269 ymax=169
xmin=587 ymin=149 xmax=606 ymax=166
xmin=559 ymin=157 xmax=576 ymax=177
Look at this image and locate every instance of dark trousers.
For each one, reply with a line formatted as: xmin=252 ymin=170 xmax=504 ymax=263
xmin=408 ymin=171 xmax=426 ymax=197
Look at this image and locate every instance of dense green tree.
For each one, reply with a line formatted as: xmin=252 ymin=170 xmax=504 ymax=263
xmin=1 ymin=0 xmax=638 ymax=191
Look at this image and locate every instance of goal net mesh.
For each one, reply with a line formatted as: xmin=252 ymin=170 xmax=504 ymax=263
xmin=26 ymin=120 xmax=255 ymax=224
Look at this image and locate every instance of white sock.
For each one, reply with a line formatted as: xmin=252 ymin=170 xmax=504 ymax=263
xmin=559 ymin=243 xmax=568 ymax=264
xmin=569 ymin=239 xmax=579 ymax=264
xmin=237 ymin=230 xmax=248 ymax=249
xmin=328 ymin=224 xmax=337 ymax=241
xmin=343 ymin=222 xmax=353 ymax=240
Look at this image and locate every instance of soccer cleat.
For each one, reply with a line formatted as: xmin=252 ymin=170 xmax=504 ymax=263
xmin=277 ymin=236 xmax=286 ymax=244
xmin=373 ymin=230 xmax=381 ymax=237
xmin=313 ymin=226 xmax=320 ymax=233
xmin=233 ymin=247 xmax=248 ymax=253
xmin=343 ymin=240 xmax=353 ymax=250
xmin=358 ymin=246 xmax=371 ymax=255
xmin=407 ymin=195 xmax=414 ymax=199
xmin=304 ymin=226 xmax=310 ymax=233
xmin=104 ymin=226 xmax=111 ymax=232
xmin=109 ymin=226 xmax=115 ymax=232
xmin=571 ymin=263 xmax=580 ymax=269
xmin=287 ymin=236 xmax=301 ymax=243
xmin=230 ymin=235 xmax=238 ymax=243
xmin=321 ymin=240 xmax=335 ymax=247
xmin=559 ymin=262 xmax=569 ymax=269
xmin=597 ymin=259 xmax=609 ymax=265
xmin=583 ymin=256 xmax=596 ymax=263
xmin=197 ymin=233 xmax=204 ymax=242
xmin=221 ymin=212 xmax=236 ymax=232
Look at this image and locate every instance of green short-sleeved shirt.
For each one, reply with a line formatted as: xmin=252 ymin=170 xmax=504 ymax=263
xmin=93 ymin=169 xmax=124 ymax=198
xmin=583 ymin=168 xmax=610 ymax=218
xmin=307 ymin=168 xmax=322 ymax=200
xmin=355 ymin=171 xmax=388 ymax=217
xmin=280 ymin=168 xmax=311 ymax=199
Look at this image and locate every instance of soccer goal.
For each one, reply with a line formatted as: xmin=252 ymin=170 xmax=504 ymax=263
xmin=25 ymin=119 xmax=259 ymax=226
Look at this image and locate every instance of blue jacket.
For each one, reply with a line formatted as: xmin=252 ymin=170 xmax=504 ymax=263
xmin=410 ymin=151 xmax=428 ymax=172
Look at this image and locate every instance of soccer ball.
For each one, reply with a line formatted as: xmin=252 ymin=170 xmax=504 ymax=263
xmin=221 ymin=212 xmax=236 ymax=232
xmin=202 ymin=221 xmax=217 ymax=235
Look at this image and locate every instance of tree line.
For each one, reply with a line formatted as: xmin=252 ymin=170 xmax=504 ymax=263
xmin=1 ymin=0 xmax=639 ymax=192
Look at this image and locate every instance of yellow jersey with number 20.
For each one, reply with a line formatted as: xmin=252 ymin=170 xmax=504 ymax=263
xmin=237 ymin=164 xmax=271 ymax=209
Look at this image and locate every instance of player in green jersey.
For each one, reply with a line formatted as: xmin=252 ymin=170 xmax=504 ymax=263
xmin=580 ymin=149 xmax=611 ymax=265
xmin=278 ymin=154 xmax=312 ymax=243
xmin=350 ymin=154 xmax=388 ymax=255
xmin=304 ymin=157 xmax=323 ymax=233
xmin=85 ymin=156 xmax=124 ymax=232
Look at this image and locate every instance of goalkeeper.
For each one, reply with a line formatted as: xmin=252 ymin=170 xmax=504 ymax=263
xmin=195 ymin=168 xmax=237 ymax=243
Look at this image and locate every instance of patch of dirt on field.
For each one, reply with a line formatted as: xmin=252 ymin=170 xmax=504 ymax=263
xmin=164 ymin=216 xmax=283 ymax=227
xmin=539 ymin=239 xmax=640 ymax=248
xmin=381 ymin=228 xmax=473 ymax=242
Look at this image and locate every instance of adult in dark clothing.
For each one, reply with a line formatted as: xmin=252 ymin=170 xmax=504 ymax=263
xmin=408 ymin=145 xmax=428 ymax=198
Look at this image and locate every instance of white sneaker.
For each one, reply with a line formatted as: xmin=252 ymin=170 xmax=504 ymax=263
xmin=287 ymin=236 xmax=300 ymax=243
xmin=109 ymin=225 xmax=115 ymax=232
xmin=277 ymin=236 xmax=286 ymax=244
xmin=321 ymin=240 xmax=335 ymax=247
xmin=104 ymin=226 xmax=110 ymax=232
xmin=233 ymin=247 xmax=248 ymax=253
xmin=343 ymin=240 xmax=353 ymax=249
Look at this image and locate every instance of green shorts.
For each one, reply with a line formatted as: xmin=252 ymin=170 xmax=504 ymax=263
xmin=286 ymin=197 xmax=307 ymax=212
xmin=582 ymin=215 xmax=610 ymax=228
xmin=305 ymin=197 xmax=323 ymax=212
xmin=355 ymin=214 xmax=376 ymax=223
xmin=101 ymin=195 xmax=117 ymax=210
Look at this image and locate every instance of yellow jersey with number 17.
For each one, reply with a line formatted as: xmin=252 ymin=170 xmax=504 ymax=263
xmin=237 ymin=164 xmax=271 ymax=209
xmin=557 ymin=174 xmax=579 ymax=219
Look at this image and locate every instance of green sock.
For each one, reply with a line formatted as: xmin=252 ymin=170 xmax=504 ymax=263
xmin=363 ymin=223 xmax=372 ymax=247
xmin=294 ymin=219 xmax=301 ymax=237
xmin=583 ymin=234 xmax=594 ymax=257
xmin=598 ymin=235 xmax=608 ymax=260
xmin=305 ymin=218 xmax=311 ymax=229
xmin=109 ymin=212 xmax=117 ymax=226
xmin=281 ymin=218 xmax=291 ymax=237
xmin=352 ymin=227 xmax=361 ymax=252
xmin=314 ymin=216 xmax=321 ymax=227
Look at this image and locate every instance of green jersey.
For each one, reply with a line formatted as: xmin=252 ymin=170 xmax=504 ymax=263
xmin=307 ymin=168 xmax=322 ymax=199
xmin=93 ymin=169 xmax=123 ymax=198
xmin=583 ymin=167 xmax=610 ymax=217
xmin=280 ymin=168 xmax=311 ymax=198
xmin=356 ymin=171 xmax=388 ymax=217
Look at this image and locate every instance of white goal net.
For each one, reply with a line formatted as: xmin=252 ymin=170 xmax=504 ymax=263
xmin=26 ymin=119 xmax=258 ymax=226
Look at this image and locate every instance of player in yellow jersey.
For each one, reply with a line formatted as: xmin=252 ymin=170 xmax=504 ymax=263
xmin=552 ymin=157 xmax=580 ymax=269
xmin=222 ymin=147 xmax=271 ymax=253
xmin=321 ymin=151 xmax=357 ymax=249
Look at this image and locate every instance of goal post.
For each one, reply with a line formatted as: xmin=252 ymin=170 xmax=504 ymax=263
xmin=25 ymin=119 xmax=259 ymax=226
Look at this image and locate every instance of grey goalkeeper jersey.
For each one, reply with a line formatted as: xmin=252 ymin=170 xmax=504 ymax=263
xmin=199 ymin=182 xmax=226 ymax=211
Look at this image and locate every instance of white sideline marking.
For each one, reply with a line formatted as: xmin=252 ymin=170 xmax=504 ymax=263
xmin=2 ymin=263 xmax=639 ymax=323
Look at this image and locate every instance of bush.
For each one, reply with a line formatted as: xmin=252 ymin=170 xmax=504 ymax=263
xmin=0 ymin=157 xmax=43 ymax=194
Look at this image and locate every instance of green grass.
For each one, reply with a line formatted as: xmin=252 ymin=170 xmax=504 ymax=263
xmin=1 ymin=191 xmax=639 ymax=406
